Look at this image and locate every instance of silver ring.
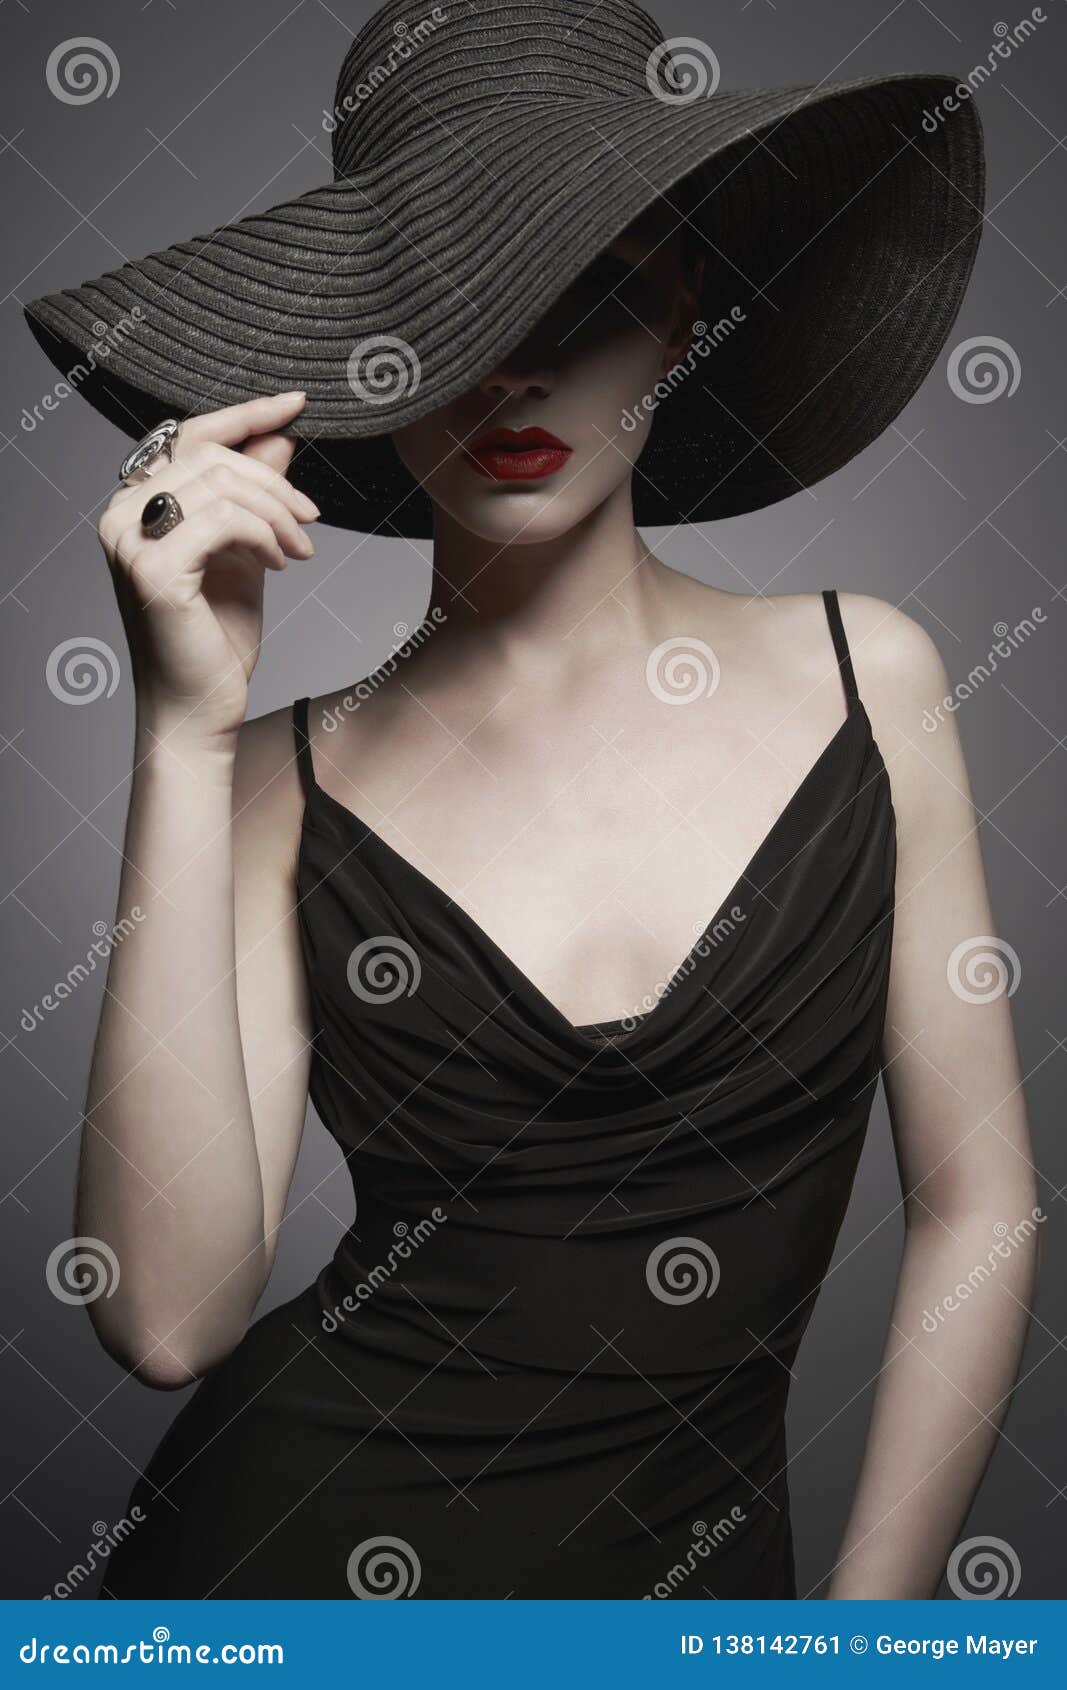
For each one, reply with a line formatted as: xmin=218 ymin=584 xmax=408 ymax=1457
xmin=120 ymin=419 xmax=181 ymax=485
xmin=141 ymin=491 xmax=184 ymax=539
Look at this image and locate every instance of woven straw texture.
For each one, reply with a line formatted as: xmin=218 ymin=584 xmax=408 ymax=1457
xmin=24 ymin=0 xmax=985 ymax=533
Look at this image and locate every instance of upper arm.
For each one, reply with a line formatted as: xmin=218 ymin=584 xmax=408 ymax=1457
xmin=231 ymin=705 xmax=315 ymax=1273
xmin=841 ymin=594 xmax=1033 ymax=1224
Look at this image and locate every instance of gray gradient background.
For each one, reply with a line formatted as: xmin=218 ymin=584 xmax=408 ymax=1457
xmin=2 ymin=0 xmax=1064 ymax=1599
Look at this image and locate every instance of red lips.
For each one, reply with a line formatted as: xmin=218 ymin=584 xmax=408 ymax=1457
xmin=463 ymin=425 xmax=573 ymax=481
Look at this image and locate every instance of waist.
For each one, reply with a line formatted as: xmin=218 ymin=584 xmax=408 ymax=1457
xmin=316 ymin=1165 xmax=849 ymax=1378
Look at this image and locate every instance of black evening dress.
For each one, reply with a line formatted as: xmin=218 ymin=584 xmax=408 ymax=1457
xmin=101 ymin=589 xmax=895 ymax=1598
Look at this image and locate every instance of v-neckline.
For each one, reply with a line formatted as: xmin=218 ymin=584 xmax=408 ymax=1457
xmin=297 ymin=698 xmax=873 ymax=1054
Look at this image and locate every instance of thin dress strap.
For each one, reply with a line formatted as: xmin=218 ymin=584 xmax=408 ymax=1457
xmin=821 ymin=589 xmax=859 ymax=712
xmin=291 ymin=695 xmax=317 ymax=797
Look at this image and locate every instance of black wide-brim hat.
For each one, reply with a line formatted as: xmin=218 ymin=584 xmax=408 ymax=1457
xmin=25 ymin=0 xmax=985 ymax=536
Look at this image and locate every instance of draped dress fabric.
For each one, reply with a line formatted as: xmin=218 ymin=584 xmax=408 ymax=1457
xmin=101 ymin=591 xmax=895 ymax=1599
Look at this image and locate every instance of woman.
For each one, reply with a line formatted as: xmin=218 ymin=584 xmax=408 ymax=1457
xmin=25 ymin=0 xmax=1036 ymax=1598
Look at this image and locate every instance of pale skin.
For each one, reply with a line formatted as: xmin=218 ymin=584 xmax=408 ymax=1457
xmin=82 ymin=203 xmax=1037 ymax=1599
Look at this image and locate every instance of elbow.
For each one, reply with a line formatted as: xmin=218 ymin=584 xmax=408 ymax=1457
xmin=127 ymin=1351 xmax=200 ymax=1392
xmin=88 ymin=1309 xmax=241 ymax=1391
xmin=123 ymin=1340 xmax=241 ymax=1391
xmin=94 ymin=1327 xmax=199 ymax=1390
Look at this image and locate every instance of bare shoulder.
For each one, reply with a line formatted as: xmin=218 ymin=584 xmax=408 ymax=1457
xmin=831 ymin=590 xmax=955 ymax=760
xmin=731 ymin=586 xmax=948 ymax=699
xmin=710 ymin=584 xmax=969 ymax=849
xmin=295 ymin=650 xmax=458 ymax=819
xmin=670 ymin=577 xmax=949 ymax=713
xmin=832 ymin=592 xmax=975 ymax=854
xmin=832 ymin=590 xmax=950 ymax=708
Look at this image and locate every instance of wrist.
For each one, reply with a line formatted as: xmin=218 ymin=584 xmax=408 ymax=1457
xmin=133 ymin=717 xmax=239 ymax=787
xmin=134 ymin=685 xmax=245 ymax=756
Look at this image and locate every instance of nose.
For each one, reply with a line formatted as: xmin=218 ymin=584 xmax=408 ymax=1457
xmin=478 ymin=341 xmax=554 ymax=403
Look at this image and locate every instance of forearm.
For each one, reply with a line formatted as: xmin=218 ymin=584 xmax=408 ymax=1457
xmin=79 ymin=721 xmax=266 ymax=1384
xmin=827 ymin=1201 xmax=1039 ymax=1598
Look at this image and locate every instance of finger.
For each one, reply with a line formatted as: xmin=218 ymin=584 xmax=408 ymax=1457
xmin=241 ymin=431 xmax=296 ymax=476
xmin=115 ymin=501 xmax=288 ymax=583
xmin=180 ymin=390 xmax=307 ymax=450
xmin=115 ymin=474 xmax=311 ymax=567
xmin=196 ymin=464 xmax=313 ymax=558
xmin=200 ymin=441 xmax=317 ymax=521
xmin=104 ymin=440 xmax=318 ymax=526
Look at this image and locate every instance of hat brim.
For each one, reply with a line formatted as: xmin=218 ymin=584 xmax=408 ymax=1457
xmin=24 ymin=74 xmax=983 ymax=535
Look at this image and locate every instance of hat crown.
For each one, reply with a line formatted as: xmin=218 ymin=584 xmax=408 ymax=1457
xmin=330 ymin=0 xmax=667 ymax=174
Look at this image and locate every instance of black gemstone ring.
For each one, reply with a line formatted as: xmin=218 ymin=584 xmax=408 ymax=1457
xmin=141 ymin=491 xmax=184 ymax=539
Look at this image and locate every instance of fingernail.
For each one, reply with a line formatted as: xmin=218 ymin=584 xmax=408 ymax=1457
xmin=296 ymin=493 xmax=320 ymax=519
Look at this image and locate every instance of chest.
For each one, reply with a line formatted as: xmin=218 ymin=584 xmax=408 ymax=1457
xmin=332 ymin=693 xmax=840 ymax=1027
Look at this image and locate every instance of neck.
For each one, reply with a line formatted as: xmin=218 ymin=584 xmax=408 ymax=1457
xmin=425 ymin=480 xmax=672 ymax=681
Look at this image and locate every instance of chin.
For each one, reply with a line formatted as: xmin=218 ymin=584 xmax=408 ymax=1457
xmin=431 ymin=463 xmax=630 ymax=544
xmin=450 ymin=496 xmax=593 ymax=545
